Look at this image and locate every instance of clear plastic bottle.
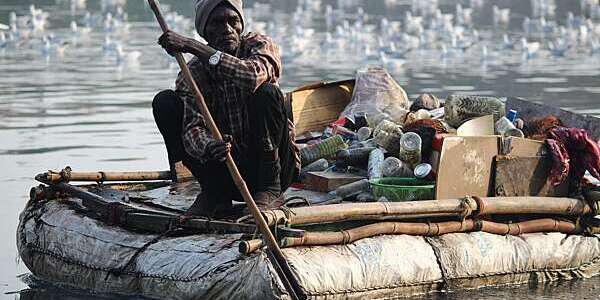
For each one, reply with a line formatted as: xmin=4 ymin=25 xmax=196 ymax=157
xmin=382 ymin=157 xmax=413 ymax=177
xmin=368 ymin=148 xmax=385 ymax=179
xmin=335 ymin=179 xmax=370 ymax=199
xmin=373 ymin=120 xmax=403 ymax=154
xmin=445 ymin=95 xmax=505 ymax=128
xmin=504 ymin=128 xmax=525 ymax=138
xmin=495 ymin=116 xmax=517 ymax=135
xmin=300 ymin=135 xmax=347 ymax=166
xmin=336 ymin=147 xmax=375 ymax=168
xmin=399 ymin=132 xmax=422 ymax=168
xmin=301 ymin=158 xmax=329 ymax=173
xmin=414 ymin=109 xmax=431 ymax=120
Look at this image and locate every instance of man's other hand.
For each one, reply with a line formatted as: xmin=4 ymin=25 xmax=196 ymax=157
xmin=205 ymin=135 xmax=233 ymax=162
xmin=158 ymin=30 xmax=192 ymax=56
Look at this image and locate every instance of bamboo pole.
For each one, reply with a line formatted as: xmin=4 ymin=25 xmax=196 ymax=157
xmin=262 ymin=198 xmax=475 ymax=226
xmin=241 ymin=218 xmax=583 ymax=254
xmin=477 ymin=197 xmax=591 ymax=216
xmin=262 ymin=197 xmax=592 ymax=226
xmin=239 ymin=239 xmax=265 ymax=255
xmin=146 ymin=2 xmax=302 ymax=299
xmin=36 ymin=167 xmax=171 ymax=183
xmin=280 ymin=218 xmax=582 ymax=248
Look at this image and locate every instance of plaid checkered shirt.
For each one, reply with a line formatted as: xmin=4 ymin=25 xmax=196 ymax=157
xmin=176 ymin=32 xmax=283 ymax=163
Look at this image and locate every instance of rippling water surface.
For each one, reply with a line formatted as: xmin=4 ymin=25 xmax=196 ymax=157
xmin=1 ymin=0 xmax=599 ymax=299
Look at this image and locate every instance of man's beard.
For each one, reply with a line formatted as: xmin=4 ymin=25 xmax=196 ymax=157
xmin=214 ymin=39 xmax=240 ymax=55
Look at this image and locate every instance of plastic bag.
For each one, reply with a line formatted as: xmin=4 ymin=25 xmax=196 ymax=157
xmin=342 ymin=66 xmax=410 ymax=127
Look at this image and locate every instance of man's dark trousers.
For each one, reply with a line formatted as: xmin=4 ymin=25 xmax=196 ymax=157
xmin=152 ymin=83 xmax=296 ymax=214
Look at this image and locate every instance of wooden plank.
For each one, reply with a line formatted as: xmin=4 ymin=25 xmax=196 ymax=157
xmin=435 ymin=136 xmax=500 ymax=199
xmin=293 ymin=104 xmax=348 ymax=129
xmin=506 ymin=97 xmax=600 ymax=142
xmin=495 ymin=156 xmax=568 ymax=197
xmin=502 ymin=137 xmax=547 ymax=156
xmin=289 ymin=79 xmax=354 ymax=135
xmin=303 ymin=171 xmax=365 ymax=192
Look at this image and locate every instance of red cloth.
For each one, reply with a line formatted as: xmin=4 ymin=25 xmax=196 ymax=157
xmin=545 ymin=127 xmax=600 ymax=186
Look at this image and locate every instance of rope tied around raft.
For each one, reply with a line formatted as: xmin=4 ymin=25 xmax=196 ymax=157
xmin=471 ymin=195 xmax=486 ymax=217
xmin=97 ymin=171 xmax=107 ymax=184
xmin=280 ymin=206 xmax=296 ymax=223
xmin=59 ymin=166 xmax=72 ymax=183
xmin=425 ymin=221 xmax=435 ymax=236
xmin=342 ymin=229 xmax=351 ymax=244
xmin=42 ymin=166 xmax=73 ymax=184
xmin=473 ymin=219 xmax=483 ymax=231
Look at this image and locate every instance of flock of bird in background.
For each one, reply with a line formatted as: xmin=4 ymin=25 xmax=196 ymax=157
xmin=0 ymin=0 xmax=599 ymax=68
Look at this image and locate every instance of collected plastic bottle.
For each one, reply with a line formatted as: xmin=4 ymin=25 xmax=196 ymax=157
xmin=503 ymin=128 xmax=525 ymax=138
xmin=399 ymin=132 xmax=422 ymax=168
xmin=373 ymin=120 xmax=403 ymax=154
xmin=356 ymin=191 xmax=377 ymax=202
xmin=357 ymin=127 xmax=372 ymax=142
xmin=429 ymin=107 xmax=445 ymax=119
xmin=301 ymin=158 xmax=329 ymax=174
xmin=414 ymin=109 xmax=431 ymax=120
xmin=336 ymin=147 xmax=375 ymax=168
xmin=444 ymin=95 xmax=506 ymax=128
xmin=335 ymin=179 xmax=370 ymax=199
xmin=358 ymin=139 xmax=377 ymax=149
xmin=300 ymin=135 xmax=347 ymax=166
xmin=382 ymin=157 xmax=413 ymax=177
xmin=495 ymin=116 xmax=517 ymax=135
xmin=333 ymin=125 xmax=358 ymax=141
xmin=368 ymin=148 xmax=385 ymax=179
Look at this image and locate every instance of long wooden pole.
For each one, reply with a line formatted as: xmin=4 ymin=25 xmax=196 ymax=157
xmin=241 ymin=218 xmax=583 ymax=253
xmin=37 ymin=168 xmax=171 ymax=184
xmin=281 ymin=218 xmax=581 ymax=247
xmin=263 ymin=197 xmax=592 ymax=226
xmin=146 ymin=1 xmax=302 ymax=299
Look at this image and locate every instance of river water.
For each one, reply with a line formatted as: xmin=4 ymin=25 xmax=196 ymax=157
xmin=1 ymin=0 xmax=599 ymax=299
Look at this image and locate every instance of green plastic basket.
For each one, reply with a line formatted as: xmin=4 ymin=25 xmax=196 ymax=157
xmin=370 ymin=177 xmax=435 ymax=202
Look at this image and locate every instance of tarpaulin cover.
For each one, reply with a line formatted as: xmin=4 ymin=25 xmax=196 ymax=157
xmin=18 ymin=200 xmax=600 ymax=300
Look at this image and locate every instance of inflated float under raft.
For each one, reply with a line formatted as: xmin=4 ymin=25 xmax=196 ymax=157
xmin=17 ymin=180 xmax=600 ymax=300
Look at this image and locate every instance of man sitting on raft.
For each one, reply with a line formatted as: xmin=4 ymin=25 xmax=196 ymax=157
xmin=152 ymin=0 xmax=298 ymax=217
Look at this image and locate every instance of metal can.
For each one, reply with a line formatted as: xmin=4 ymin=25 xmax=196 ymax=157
xmin=414 ymin=163 xmax=436 ymax=181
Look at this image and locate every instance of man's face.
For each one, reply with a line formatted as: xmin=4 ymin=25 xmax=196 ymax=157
xmin=205 ymin=4 xmax=242 ymax=55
